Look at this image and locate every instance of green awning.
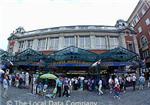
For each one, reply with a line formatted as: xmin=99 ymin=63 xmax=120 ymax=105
xmin=99 ymin=47 xmax=139 ymax=62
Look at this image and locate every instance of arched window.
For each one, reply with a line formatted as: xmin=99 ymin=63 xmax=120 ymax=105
xmin=140 ymin=36 xmax=148 ymax=47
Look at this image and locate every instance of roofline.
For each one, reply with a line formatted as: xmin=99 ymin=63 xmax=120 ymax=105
xmin=25 ymin=25 xmax=115 ymax=33
xmin=127 ymin=0 xmax=141 ymax=22
xmin=16 ymin=30 xmax=121 ymax=39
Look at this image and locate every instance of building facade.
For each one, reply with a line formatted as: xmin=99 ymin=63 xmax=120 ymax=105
xmin=7 ymin=20 xmax=139 ymax=55
xmin=128 ymin=0 xmax=150 ymax=68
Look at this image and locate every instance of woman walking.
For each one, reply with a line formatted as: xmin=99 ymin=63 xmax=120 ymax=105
xmin=2 ymin=75 xmax=9 ymax=98
xmin=98 ymin=78 xmax=103 ymax=95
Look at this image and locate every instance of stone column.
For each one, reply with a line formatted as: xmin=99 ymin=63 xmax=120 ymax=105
xmin=119 ymin=33 xmax=127 ymax=48
xmin=107 ymin=36 xmax=110 ymax=49
xmin=24 ymin=40 xmax=28 ymax=50
xmin=77 ymin=35 xmax=80 ymax=48
xmin=13 ymin=40 xmax=19 ymax=54
xmin=90 ymin=35 xmax=95 ymax=49
xmin=47 ymin=38 xmax=50 ymax=50
xmin=105 ymin=36 xmax=109 ymax=50
xmin=58 ymin=36 xmax=64 ymax=50
xmin=32 ymin=39 xmax=38 ymax=50
xmin=45 ymin=38 xmax=48 ymax=50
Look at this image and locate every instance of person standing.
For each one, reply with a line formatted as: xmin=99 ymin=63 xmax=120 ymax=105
xmin=68 ymin=78 xmax=72 ymax=93
xmin=108 ymin=76 xmax=114 ymax=93
xmin=56 ymin=78 xmax=63 ymax=97
xmin=98 ymin=78 xmax=103 ymax=95
xmin=74 ymin=78 xmax=78 ymax=90
xmin=63 ymin=78 xmax=70 ymax=97
xmin=25 ymin=72 xmax=29 ymax=87
xmin=132 ymin=74 xmax=137 ymax=91
xmin=2 ymin=75 xmax=9 ymax=98
xmin=139 ymin=74 xmax=145 ymax=90
xmin=148 ymin=76 xmax=150 ymax=88
xmin=114 ymin=84 xmax=120 ymax=99
xmin=15 ymin=73 xmax=20 ymax=88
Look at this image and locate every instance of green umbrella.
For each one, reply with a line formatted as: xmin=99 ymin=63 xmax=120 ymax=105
xmin=40 ymin=73 xmax=57 ymax=80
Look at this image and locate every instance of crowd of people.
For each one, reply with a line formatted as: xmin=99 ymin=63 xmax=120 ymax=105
xmin=1 ymin=69 xmax=150 ymax=99
xmin=35 ymin=73 xmax=150 ymax=99
xmin=0 ymin=70 xmax=31 ymax=98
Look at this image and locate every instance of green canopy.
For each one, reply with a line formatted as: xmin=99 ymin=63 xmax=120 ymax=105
xmin=99 ymin=47 xmax=139 ymax=62
xmin=40 ymin=73 xmax=57 ymax=80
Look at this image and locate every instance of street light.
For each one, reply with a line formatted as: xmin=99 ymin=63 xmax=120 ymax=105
xmin=92 ymin=60 xmax=101 ymax=78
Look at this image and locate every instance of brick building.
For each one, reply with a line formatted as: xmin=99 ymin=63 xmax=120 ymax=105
xmin=128 ymin=0 xmax=150 ymax=68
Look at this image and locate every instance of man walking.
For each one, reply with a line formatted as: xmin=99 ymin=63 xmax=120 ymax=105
xmin=2 ymin=75 xmax=9 ymax=98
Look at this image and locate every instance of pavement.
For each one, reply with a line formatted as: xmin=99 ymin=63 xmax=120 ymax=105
xmin=1 ymin=85 xmax=150 ymax=105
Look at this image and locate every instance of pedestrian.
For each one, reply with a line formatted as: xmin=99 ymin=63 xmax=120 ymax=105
xmin=42 ymin=84 xmax=48 ymax=96
xmin=2 ymin=75 xmax=9 ymax=98
xmin=122 ymin=76 xmax=126 ymax=92
xmin=118 ymin=76 xmax=123 ymax=91
xmin=56 ymin=78 xmax=63 ymax=97
xmin=108 ymin=76 xmax=114 ymax=93
xmin=68 ymin=78 xmax=72 ymax=92
xmin=51 ymin=86 xmax=57 ymax=98
xmin=98 ymin=78 xmax=103 ymax=95
xmin=132 ymin=74 xmax=137 ymax=91
xmin=147 ymin=76 xmax=150 ymax=88
xmin=139 ymin=74 xmax=145 ymax=90
xmin=8 ymin=74 xmax=12 ymax=87
xmin=63 ymin=78 xmax=70 ymax=97
xmin=15 ymin=73 xmax=20 ymax=88
xmin=74 ymin=78 xmax=78 ymax=90
xmin=114 ymin=84 xmax=120 ymax=99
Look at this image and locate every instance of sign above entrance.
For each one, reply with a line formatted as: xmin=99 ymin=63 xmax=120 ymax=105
xmin=52 ymin=60 xmax=92 ymax=67
xmin=101 ymin=62 xmax=133 ymax=66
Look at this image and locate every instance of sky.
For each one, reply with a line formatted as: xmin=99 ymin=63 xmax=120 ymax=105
xmin=0 ymin=0 xmax=139 ymax=50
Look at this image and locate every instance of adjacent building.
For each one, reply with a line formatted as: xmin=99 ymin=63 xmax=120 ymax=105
xmin=128 ymin=0 xmax=150 ymax=68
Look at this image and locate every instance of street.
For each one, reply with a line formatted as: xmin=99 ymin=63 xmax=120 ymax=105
xmin=1 ymin=86 xmax=150 ymax=105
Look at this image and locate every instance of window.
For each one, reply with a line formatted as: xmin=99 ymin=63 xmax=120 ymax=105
xmin=141 ymin=8 xmax=146 ymax=15
xmin=128 ymin=43 xmax=135 ymax=52
xmin=27 ymin=40 xmax=33 ymax=49
xmin=131 ymin=22 xmax=134 ymax=27
xmin=138 ymin=27 xmax=142 ymax=33
xmin=49 ymin=37 xmax=59 ymax=50
xmin=19 ymin=41 xmax=25 ymax=51
xmin=38 ymin=39 xmax=46 ymax=50
xmin=95 ymin=37 xmax=106 ymax=49
xmin=141 ymin=36 xmax=148 ymax=48
xmin=109 ymin=37 xmax=119 ymax=49
xmin=134 ymin=15 xmax=139 ymax=23
xmin=64 ymin=36 xmax=75 ymax=47
xmin=145 ymin=18 xmax=150 ymax=26
xmin=79 ymin=36 xmax=90 ymax=49
xmin=9 ymin=48 xmax=13 ymax=53
xmin=143 ymin=50 xmax=149 ymax=58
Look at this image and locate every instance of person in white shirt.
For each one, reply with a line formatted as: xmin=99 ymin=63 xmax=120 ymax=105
xmin=98 ymin=78 xmax=103 ymax=95
xmin=2 ymin=75 xmax=9 ymax=98
xmin=108 ymin=76 xmax=114 ymax=93
xmin=115 ymin=77 xmax=119 ymax=85
xmin=132 ymin=74 xmax=137 ymax=91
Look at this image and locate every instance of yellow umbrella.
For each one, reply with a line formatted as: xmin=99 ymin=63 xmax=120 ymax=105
xmin=40 ymin=73 xmax=57 ymax=80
